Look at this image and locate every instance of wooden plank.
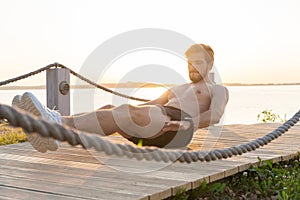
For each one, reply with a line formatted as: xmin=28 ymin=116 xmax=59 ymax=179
xmin=0 ymin=156 xmax=184 ymax=195
xmin=0 ymin=155 xmax=186 ymax=189
xmin=0 ymin=154 xmax=185 ymax=200
xmin=0 ymin=124 xmax=298 ymax=200
xmin=0 ymin=185 xmax=84 ymax=200
xmin=0 ymin=164 xmax=165 ymax=194
xmin=0 ymin=144 xmax=102 ymax=164
xmin=0 ymin=174 xmax=145 ymax=200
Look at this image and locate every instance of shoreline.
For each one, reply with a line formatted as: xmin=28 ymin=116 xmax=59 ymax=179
xmin=0 ymin=83 xmax=299 ymax=90
xmin=224 ymin=83 xmax=300 ymax=86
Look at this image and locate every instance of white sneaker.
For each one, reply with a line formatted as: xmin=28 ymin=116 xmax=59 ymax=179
xmin=12 ymin=95 xmax=22 ymax=108
xmin=11 ymin=92 xmax=61 ymax=153
xmin=21 ymin=92 xmax=62 ymax=124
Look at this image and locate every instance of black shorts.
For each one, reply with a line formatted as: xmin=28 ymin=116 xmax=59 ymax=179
xmin=127 ymin=106 xmax=194 ymax=148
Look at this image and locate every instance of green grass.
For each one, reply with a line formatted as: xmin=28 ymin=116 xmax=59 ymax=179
xmin=168 ymin=153 xmax=300 ymax=200
xmin=0 ymin=120 xmax=27 ymax=145
xmin=257 ymin=109 xmax=286 ymax=123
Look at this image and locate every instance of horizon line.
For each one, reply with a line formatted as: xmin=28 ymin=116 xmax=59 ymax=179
xmin=0 ymin=82 xmax=300 ymax=90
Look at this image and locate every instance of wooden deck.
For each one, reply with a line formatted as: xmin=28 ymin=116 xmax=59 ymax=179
xmin=0 ymin=123 xmax=299 ymax=200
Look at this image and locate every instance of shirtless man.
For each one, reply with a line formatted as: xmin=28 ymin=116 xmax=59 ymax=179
xmin=12 ymin=44 xmax=229 ymax=152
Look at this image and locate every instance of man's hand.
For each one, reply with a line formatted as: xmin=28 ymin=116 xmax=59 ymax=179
xmin=162 ymin=121 xmax=191 ymax=132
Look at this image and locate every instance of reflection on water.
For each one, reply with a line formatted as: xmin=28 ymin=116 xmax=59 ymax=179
xmin=0 ymin=85 xmax=299 ymax=125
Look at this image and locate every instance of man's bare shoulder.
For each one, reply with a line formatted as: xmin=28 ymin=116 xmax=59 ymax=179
xmin=211 ymin=84 xmax=229 ymax=99
xmin=212 ymin=83 xmax=228 ymax=90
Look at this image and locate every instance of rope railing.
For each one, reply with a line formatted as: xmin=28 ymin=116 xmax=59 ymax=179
xmin=0 ymin=104 xmax=299 ymax=163
xmin=58 ymin=64 xmax=150 ymax=102
xmin=1 ymin=64 xmax=299 ymax=163
xmin=0 ymin=64 xmax=54 ymax=86
xmin=0 ymin=63 xmax=150 ymax=102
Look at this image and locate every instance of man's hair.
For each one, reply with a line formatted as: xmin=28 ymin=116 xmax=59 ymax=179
xmin=185 ymin=44 xmax=214 ymax=63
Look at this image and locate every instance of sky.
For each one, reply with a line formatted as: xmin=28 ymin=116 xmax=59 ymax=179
xmin=0 ymin=0 xmax=300 ymax=86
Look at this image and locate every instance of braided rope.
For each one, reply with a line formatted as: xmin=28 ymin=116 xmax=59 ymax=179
xmin=0 ymin=104 xmax=299 ymax=163
xmin=0 ymin=64 xmax=55 ymax=86
xmin=57 ymin=63 xmax=150 ymax=102
xmin=0 ymin=63 xmax=150 ymax=102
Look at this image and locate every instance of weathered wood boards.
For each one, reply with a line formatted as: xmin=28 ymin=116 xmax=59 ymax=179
xmin=0 ymin=124 xmax=299 ymax=200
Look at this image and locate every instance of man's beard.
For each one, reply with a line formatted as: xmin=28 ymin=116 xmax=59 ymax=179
xmin=189 ymin=72 xmax=204 ymax=83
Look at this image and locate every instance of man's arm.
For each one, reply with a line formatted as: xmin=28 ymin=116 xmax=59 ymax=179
xmin=198 ymin=85 xmax=229 ymax=128
xmin=162 ymin=85 xmax=229 ymax=132
xmin=139 ymin=90 xmax=170 ymax=106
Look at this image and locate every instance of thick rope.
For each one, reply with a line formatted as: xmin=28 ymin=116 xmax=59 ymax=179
xmin=0 ymin=63 xmax=150 ymax=102
xmin=0 ymin=104 xmax=299 ymax=163
xmin=57 ymin=63 xmax=150 ymax=102
xmin=0 ymin=64 xmax=54 ymax=86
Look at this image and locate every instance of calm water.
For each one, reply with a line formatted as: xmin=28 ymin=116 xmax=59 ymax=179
xmin=0 ymin=85 xmax=299 ymax=125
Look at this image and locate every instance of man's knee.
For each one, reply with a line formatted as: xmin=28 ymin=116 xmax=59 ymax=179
xmin=116 ymin=104 xmax=144 ymax=124
xmin=97 ymin=104 xmax=115 ymax=110
xmin=116 ymin=104 xmax=135 ymax=113
xmin=113 ymin=104 xmax=160 ymax=126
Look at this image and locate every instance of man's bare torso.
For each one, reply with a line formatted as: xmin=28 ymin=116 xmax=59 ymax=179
xmin=165 ymin=81 xmax=213 ymax=119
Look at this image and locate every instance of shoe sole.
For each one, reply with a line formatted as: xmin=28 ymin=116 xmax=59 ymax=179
xmin=19 ymin=92 xmax=59 ymax=152
xmin=21 ymin=92 xmax=44 ymax=118
xmin=12 ymin=95 xmax=22 ymax=108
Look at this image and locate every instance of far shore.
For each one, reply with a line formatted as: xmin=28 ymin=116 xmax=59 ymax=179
xmin=0 ymin=82 xmax=299 ymax=90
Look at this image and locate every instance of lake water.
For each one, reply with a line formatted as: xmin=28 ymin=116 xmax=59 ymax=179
xmin=0 ymin=85 xmax=299 ymax=125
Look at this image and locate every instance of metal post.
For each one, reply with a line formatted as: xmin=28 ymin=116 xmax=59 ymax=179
xmin=46 ymin=68 xmax=70 ymax=116
xmin=209 ymin=72 xmax=215 ymax=83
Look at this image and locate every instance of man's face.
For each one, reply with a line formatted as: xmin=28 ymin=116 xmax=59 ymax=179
xmin=187 ymin=52 xmax=212 ymax=83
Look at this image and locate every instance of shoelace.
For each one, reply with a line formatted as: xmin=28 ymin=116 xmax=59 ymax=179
xmin=42 ymin=106 xmax=62 ymax=124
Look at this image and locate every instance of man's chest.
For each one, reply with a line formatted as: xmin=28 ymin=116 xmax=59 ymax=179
xmin=171 ymin=84 xmax=212 ymax=101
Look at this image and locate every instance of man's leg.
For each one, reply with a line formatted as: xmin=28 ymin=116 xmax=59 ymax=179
xmin=12 ymin=92 xmax=61 ymax=153
xmin=63 ymin=108 xmax=119 ymax=136
xmin=62 ymin=104 xmax=168 ymax=139
xmin=71 ymin=104 xmax=115 ymax=117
